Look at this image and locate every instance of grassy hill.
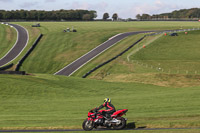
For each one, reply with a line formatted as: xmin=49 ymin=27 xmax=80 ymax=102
xmin=1 ymin=21 xmax=200 ymax=131
xmin=0 ymin=74 xmax=200 ymax=130
xmin=13 ymin=21 xmax=200 ymax=74
xmin=84 ymin=30 xmax=200 ymax=87
xmin=0 ymin=24 xmax=17 ymax=60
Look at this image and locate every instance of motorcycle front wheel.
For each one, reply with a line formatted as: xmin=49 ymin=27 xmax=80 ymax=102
xmin=82 ymin=119 xmax=94 ymax=131
xmin=112 ymin=117 xmax=126 ymax=130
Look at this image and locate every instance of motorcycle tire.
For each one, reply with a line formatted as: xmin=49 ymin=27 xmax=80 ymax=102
xmin=112 ymin=117 xmax=126 ymax=130
xmin=82 ymin=119 xmax=94 ymax=131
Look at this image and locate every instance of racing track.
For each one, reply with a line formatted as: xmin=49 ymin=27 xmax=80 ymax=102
xmin=55 ymin=28 xmax=198 ymax=76
xmin=1 ymin=127 xmax=200 ymax=132
xmin=54 ymin=30 xmax=154 ymax=76
xmin=0 ymin=24 xmax=28 ymax=67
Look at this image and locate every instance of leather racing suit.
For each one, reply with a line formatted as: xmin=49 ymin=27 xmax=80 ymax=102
xmin=96 ymin=102 xmax=116 ymax=117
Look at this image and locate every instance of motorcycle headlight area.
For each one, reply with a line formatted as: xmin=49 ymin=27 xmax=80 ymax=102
xmin=90 ymin=114 xmax=96 ymax=118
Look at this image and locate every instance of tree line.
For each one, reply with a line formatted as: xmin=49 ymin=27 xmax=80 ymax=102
xmin=136 ymin=8 xmax=200 ymax=20
xmin=0 ymin=9 xmax=97 ymax=21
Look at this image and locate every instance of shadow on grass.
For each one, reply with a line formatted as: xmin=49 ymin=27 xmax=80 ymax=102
xmin=126 ymin=122 xmax=147 ymax=130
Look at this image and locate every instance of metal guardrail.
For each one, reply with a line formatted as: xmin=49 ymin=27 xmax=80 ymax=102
xmin=0 ymin=63 xmax=13 ymax=71
xmin=0 ymin=71 xmax=26 ymax=75
xmin=15 ymin=34 xmax=43 ymax=71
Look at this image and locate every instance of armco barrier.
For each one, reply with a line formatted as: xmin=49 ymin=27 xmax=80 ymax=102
xmin=15 ymin=34 xmax=43 ymax=71
xmin=82 ymin=36 xmax=145 ymax=78
xmin=0 ymin=71 xmax=26 ymax=75
xmin=0 ymin=63 xmax=13 ymax=71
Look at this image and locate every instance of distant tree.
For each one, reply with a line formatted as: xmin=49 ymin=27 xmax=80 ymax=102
xmin=141 ymin=14 xmax=151 ymax=20
xmin=89 ymin=10 xmax=97 ymax=19
xmin=127 ymin=18 xmax=133 ymax=21
xmin=0 ymin=12 xmax=3 ymax=19
xmin=103 ymin=13 xmax=109 ymax=20
xmin=151 ymin=8 xmax=200 ymax=19
xmin=112 ymin=13 xmax=118 ymax=21
xmin=3 ymin=11 xmax=13 ymax=19
xmin=0 ymin=10 xmax=5 ymax=19
xmin=82 ymin=14 xmax=91 ymax=21
xmin=19 ymin=9 xmax=27 ymax=19
xmin=136 ymin=14 xmax=141 ymax=20
xmin=26 ymin=11 xmax=36 ymax=20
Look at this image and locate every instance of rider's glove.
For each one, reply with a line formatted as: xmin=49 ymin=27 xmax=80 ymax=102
xmin=101 ymin=111 xmax=106 ymax=115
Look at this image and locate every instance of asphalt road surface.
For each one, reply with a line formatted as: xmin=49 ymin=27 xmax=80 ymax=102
xmin=0 ymin=24 xmax=28 ymax=67
xmin=55 ymin=30 xmax=154 ymax=76
xmin=0 ymin=127 xmax=199 ymax=132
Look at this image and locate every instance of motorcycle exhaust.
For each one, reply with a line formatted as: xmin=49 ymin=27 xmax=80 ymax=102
xmin=108 ymin=119 xmax=121 ymax=124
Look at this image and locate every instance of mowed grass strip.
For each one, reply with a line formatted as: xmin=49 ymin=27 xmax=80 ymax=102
xmin=0 ymin=24 xmax=17 ymax=60
xmin=0 ymin=74 xmax=200 ymax=129
xmin=16 ymin=21 xmax=200 ymax=74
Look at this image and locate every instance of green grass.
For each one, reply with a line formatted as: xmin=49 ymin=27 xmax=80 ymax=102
xmin=131 ymin=31 xmax=200 ymax=72
xmin=0 ymin=74 xmax=200 ymax=130
xmin=14 ymin=21 xmax=200 ymax=74
xmin=73 ymin=33 xmax=146 ymax=77
xmin=0 ymin=24 xmax=17 ymax=60
xmin=1 ymin=21 xmax=200 ymax=132
xmin=85 ymin=30 xmax=200 ymax=87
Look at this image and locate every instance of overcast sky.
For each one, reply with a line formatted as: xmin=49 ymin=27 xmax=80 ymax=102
xmin=0 ymin=0 xmax=200 ymax=19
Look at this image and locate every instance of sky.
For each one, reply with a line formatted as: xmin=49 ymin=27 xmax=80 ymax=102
xmin=0 ymin=0 xmax=200 ymax=19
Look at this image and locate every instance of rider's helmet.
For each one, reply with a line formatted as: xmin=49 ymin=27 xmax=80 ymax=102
xmin=104 ymin=98 xmax=111 ymax=103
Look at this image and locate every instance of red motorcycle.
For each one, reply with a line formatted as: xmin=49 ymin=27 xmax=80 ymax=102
xmin=82 ymin=108 xmax=128 ymax=131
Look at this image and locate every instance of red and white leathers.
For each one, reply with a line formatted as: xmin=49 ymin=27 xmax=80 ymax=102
xmin=96 ymin=102 xmax=116 ymax=114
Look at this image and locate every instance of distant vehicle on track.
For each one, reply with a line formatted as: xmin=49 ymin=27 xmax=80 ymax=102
xmin=32 ymin=23 xmax=40 ymax=27
xmin=170 ymin=33 xmax=178 ymax=36
xmin=63 ymin=27 xmax=77 ymax=32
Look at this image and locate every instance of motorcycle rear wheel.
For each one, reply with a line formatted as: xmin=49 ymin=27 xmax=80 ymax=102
xmin=82 ymin=119 xmax=94 ymax=131
xmin=112 ymin=117 xmax=126 ymax=130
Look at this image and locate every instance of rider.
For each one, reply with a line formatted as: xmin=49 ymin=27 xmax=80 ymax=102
xmin=95 ymin=98 xmax=116 ymax=120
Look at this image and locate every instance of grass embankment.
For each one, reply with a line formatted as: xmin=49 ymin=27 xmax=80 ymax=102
xmin=0 ymin=24 xmax=17 ymax=60
xmin=16 ymin=21 xmax=200 ymax=74
xmin=87 ymin=30 xmax=200 ymax=88
xmin=0 ymin=74 xmax=200 ymax=130
xmin=0 ymin=23 xmax=40 ymax=70
xmin=131 ymin=31 xmax=200 ymax=74
xmin=73 ymin=33 xmax=146 ymax=77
